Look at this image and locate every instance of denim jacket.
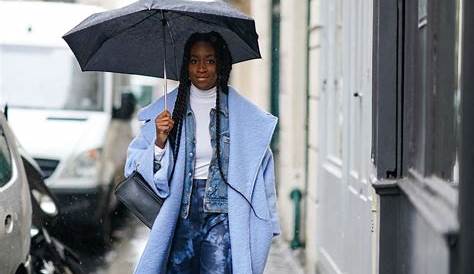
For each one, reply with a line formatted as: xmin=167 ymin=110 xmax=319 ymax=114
xmin=180 ymin=91 xmax=230 ymax=218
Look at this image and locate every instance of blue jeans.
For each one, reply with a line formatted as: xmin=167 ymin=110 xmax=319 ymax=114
xmin=167 ymin=179 xmax=232 ymax=274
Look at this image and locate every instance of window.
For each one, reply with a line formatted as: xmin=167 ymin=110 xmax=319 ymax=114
xmin=0 ymin=126 xmax=12 ymax=187
xmin=372 ymin=0 xmax=459 ymax=182
xmin=0 ymin=45 xmax=104 ymax=111
xmin=407 ymin=0 xmax=458 ymax=183
xmin=372 ymin=0 xmax=403 ymax=179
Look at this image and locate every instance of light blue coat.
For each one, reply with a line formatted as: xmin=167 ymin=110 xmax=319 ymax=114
xmin=124 ymin=86 xmax=280 ymax=274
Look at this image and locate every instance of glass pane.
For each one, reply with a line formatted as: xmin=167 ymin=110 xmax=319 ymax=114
xmin=410 ymin=13 xmax=428 ymax=174
xmin=411 ymin=0 xmax=458 ymax=183
xmin=418 ymin=0 xmax=427 ymax=21
xmin=431 ymin=0 xmax=457 ymax=183
xmin=0 ymin=127 xmax=12 ymax=187
xmin=0 ymin=45 xmax=104 ymax=111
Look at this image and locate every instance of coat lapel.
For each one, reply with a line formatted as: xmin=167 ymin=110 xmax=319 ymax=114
xmin=227 ymin=87 xmax=277 ymax=274
xmin=227 ymin=87 xmax=278 ymax=201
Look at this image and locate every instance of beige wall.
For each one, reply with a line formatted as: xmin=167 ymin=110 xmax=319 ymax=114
xmin=236 ymin=1 xmax=316 ymax=271
xmin=305 ymin=0 xmax=322 ymax=272
xmin=231 ymin=0 xmax=312 ymax=261
xmin=277 ymin=0 xmax=308 ymax=242
xmin=230 ymin=0 xmax=271 ymax=111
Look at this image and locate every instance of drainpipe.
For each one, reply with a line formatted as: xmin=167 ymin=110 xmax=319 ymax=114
xmin=301 ymin=0 xmax=311 ymax=252
xmin=290 ymin=188 xmax=303 ymax=249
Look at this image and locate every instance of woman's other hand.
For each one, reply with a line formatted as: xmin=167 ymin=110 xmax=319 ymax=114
xmin=155 ymin=110 xmax=174 ymax=149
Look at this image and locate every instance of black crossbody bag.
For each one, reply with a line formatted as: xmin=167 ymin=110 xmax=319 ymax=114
xmin=114 ymin=170 xmax=164 ymax=229
xmin=114 ymin=137 xmax=177 ymax=229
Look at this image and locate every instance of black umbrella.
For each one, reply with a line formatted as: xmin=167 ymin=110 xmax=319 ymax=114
xmin=63 ymin=0 xmax=260 ymax=108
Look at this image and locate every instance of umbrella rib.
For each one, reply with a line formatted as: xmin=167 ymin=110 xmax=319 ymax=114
xmin=165 ymin=15 xmax=180 ymax=78
xmin=84 ymin=10 xmax=160 ymax=70
xmin=171 ymin=11 xmax=259 ymax=59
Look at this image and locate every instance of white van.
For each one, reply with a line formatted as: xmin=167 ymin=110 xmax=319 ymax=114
xmin=0 ymin=1 xmax=137 ymax=243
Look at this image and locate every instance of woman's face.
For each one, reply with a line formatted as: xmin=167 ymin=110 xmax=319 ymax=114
xmin=188 ymin=41 xmax=218 ymax=90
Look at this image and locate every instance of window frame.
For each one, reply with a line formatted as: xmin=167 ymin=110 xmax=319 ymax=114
xmin=373 ymin=0 xmax=458 ymax=182
xmin=407 ymin=0 xmax=457 ymax=182
xmin=372 ymin=0 xmax=404 ymax=179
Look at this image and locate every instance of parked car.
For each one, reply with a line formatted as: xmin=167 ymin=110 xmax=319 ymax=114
xmin=0 ymin=1 xmax=136 ymax=244
xmin=0 ymin=111 xmax=32 ymax=274
xmin=21 ymin=152 xmax=84 ymax=274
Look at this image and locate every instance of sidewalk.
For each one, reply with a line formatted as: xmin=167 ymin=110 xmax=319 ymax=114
xmin=95 ymin=218 xmax=305 ymax=274
xmin=264 ymin=238 xmax=305 ymax=274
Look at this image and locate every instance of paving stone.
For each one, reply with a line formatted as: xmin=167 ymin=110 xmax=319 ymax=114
xmin=264 ymin=238 xmax=305 ymax=274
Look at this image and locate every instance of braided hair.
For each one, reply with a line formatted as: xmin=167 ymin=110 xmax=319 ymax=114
xmin=168 ymin=31 xmax=231 ymax=169
xmin=169 ymin=32 xmax=263 ymax=219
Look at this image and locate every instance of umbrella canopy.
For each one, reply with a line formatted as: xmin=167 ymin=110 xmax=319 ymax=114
xmin=63 ymin=0 xmax=261 ymax=81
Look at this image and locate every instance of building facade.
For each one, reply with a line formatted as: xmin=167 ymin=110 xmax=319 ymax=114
xmin=372 ymin=0 xmax=466 ymax=273
xmin=233 ymin=0 xmax=473 ymax=273
xmin=72 ymin=0 xmax=474 ymax=272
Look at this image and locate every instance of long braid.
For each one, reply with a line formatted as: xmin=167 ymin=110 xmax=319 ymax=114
xmin=215 ymin=83 xmax=224 ymax=178
xmin=214 ymin=45 xmax=230 ymax=185
xmin=169 ymin=83 xmax=189 ymax=164
xmin=169 ymin=39 xmax=192 ymax=168
xmin=171 ymin=32 xmax=227 ymax=173
xmin=213 ymin=33 xmax=231 ymax=185
xmin=211 ymin=34 xmax=265 ymax=221
xmin=172 ymin=32 xmax=265 ymax=220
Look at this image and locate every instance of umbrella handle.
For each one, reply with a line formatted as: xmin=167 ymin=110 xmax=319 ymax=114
xmin=162 ymin=10 xmax=168 ymax=111
xmin=163 ymin=54 xmax=167 ymax=111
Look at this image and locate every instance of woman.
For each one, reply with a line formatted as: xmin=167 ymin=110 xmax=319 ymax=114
xmin=125 ymin=32 xmax=280 ymax=274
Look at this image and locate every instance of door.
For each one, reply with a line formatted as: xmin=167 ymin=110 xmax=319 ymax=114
xmin=316 ymin=0 xmax=375 ymax=273
xmin=0 ymin=115 xmax=31 ymax=274
xmin=317 ymin=0 xmax=347 ymax=271
xmin=344 ymin=0 xmax=375 ymax=273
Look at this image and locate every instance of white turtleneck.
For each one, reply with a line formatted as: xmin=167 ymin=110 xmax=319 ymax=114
xmin=154 ymin=84 xmax=216 ymax=179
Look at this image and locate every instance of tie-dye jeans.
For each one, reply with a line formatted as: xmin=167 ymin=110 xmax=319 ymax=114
xmin=167 ymin=179 xmax=232 ymax=274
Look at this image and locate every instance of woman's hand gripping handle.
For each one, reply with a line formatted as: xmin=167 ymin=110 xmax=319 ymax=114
xmin=155 ymin=110 xmax=174 ymax=149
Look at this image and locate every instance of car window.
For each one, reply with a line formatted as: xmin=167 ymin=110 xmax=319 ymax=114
xmin=0 ymin=126 xmax=13 ymax=187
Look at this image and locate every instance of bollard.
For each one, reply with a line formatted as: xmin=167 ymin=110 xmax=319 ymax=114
xmin=290 ymin=188 xmax=303 ymax=249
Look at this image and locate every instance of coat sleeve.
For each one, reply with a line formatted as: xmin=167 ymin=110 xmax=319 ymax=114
xmin=263 ymin=148 xmax=281 ymax=237
xmin=124 ymin=121 xmax=174 ymax=199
